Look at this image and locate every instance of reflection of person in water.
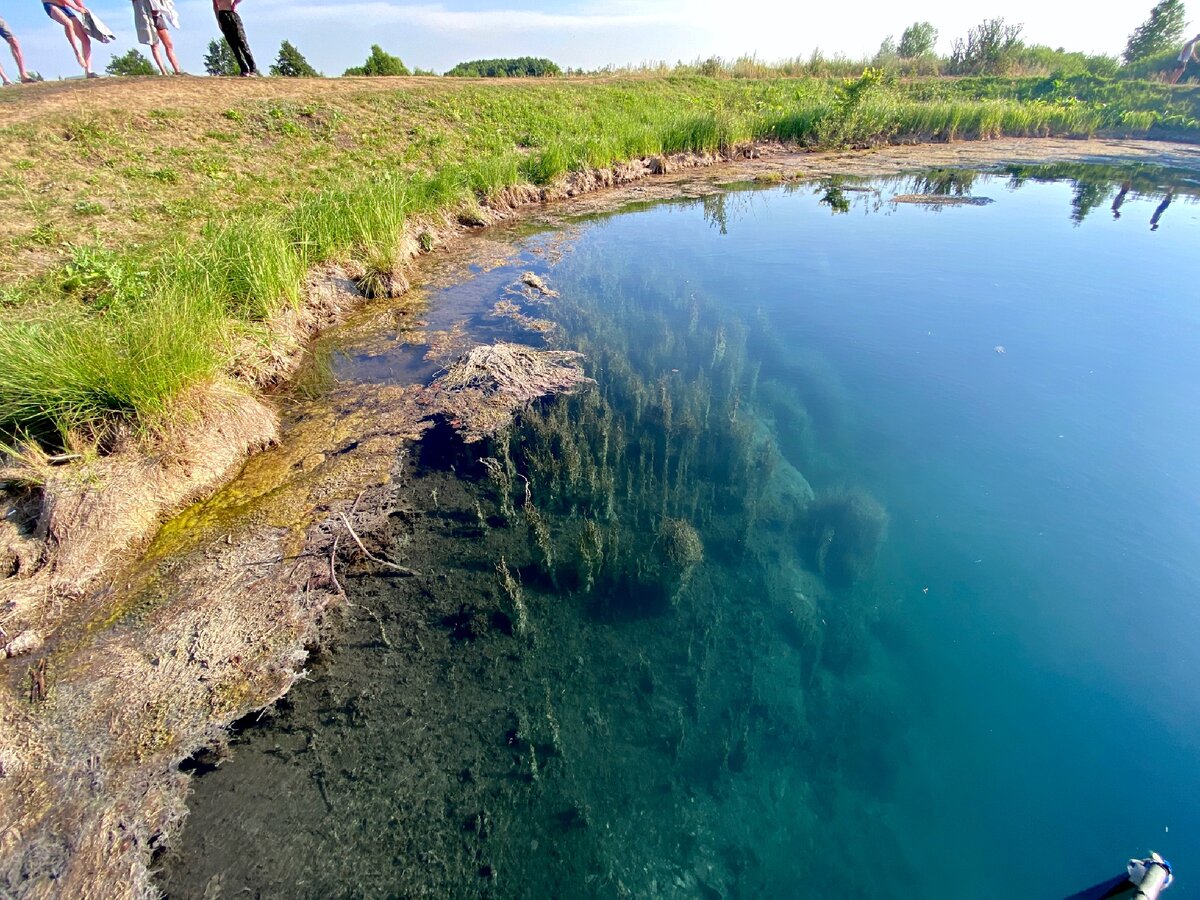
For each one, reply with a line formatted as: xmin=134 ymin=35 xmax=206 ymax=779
xmin=1150 ymin=189 xmax=1174 ymax=231
xmin=1111 ymin=181 xmax=1131 ymax=219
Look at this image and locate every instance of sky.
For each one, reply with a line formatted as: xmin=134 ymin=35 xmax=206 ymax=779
xmin=0 ymin=0 xmax=1176 ymax=80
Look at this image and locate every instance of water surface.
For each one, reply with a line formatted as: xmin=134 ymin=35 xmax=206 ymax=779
xmin=162 ymin=166 xmax=1200 ymax=898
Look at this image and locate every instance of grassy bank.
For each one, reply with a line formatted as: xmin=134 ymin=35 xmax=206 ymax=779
xmin=0 ymin=73 xmax=1197 ymax=441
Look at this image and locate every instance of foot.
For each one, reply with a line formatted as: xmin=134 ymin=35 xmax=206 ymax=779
xmin=86 ymin=71 xmax=99 ymax=79
xmin=21 ymin=76 xmax=37 ymax=84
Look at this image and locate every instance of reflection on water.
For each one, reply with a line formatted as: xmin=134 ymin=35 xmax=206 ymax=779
xmin=806 ymin=162 xmax=1200 ymax=230
xmin=161 ymin=168 xmax=1200 ymax=898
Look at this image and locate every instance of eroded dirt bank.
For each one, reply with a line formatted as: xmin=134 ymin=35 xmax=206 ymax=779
xmin=1 ymin=138 xmax=1198 ymax=898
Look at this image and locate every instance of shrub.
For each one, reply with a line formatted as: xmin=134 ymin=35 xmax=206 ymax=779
xmin=948 ymin=18 xmax=1025 ymax=75
xmin=106 ymin=49 xmax=155 ymax=77
xmin=1122 ymin=47 xmax=1186 ymax=80
xmin=344 ymin=45 xmax=409 ymax=77
xmin=1124 ymin=0 xmax=1186 ymax=64
xmin=203 ymin=39 xmax=237 ymax=76
xmin=899 ymin=22 xmax=938 ymax=59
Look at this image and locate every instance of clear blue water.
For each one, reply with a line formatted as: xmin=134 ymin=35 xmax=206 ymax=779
xmin=165 ymin=170 xmax=1200 ymax=898
xmin=570 ymin=174 xmax=1200 ymax=895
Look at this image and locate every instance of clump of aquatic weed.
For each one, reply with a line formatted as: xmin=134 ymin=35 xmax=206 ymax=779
xmin=354 ymin=247 xmax=411 ymax=300
xmin=651 ymin=517 xmax=704 ymax=604
xmin=803 ymin=488 xmax=888 ymax=588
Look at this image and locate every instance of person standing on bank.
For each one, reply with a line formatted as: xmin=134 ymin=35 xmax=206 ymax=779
xmin=41 ymin=0 xmax=97 ymax=78
xmin=132 ymin=0 xmax=183 ymax=75
xmin=0 ymin=17 xmax=36 ymax=84
xmin=0 ymin=17 xmax=36 ymax=83
xmin=212 ymin=0 xmax=257 ymax=76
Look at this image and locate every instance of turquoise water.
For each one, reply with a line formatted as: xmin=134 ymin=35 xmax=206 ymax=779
xmin=163 ymin=169 xmax=1200 ymax=897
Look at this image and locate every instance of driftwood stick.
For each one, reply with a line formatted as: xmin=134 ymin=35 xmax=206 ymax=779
xmin=338 ymin=513 xmax=418 ymax=577
xmin=329 ymin=534 xmax=343 ymax=595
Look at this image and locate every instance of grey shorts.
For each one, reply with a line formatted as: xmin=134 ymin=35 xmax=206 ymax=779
xmin=0 ymin=17 xmax=13 ymax=41
xmin=131 ymin=0 xmax=165 ymax=45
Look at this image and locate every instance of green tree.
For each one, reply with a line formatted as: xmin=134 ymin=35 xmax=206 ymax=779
xmin=444 ymin=57 xmax=561 ymax=77
xmin=204 ymin=39 xmax=238 ymax=76
xmin=343 ymin=45 xmax=409 ymax=76
xmin=270 ymin=40 xmax=319 ymax=77
xmin=105 ymin=49 xmax=155 ymax=77
xmin=875 ymin=35 xmax=898 ymax=63
xmin=898 ymin=21 xmax=938 ymax=58
xmin=1124 ymin=0 xmax=1187 ymax=63
xmin=948 ymin=18 xmax=1024 ymax=75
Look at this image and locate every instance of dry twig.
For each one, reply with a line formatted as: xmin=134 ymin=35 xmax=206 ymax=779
xmin=338 ymin=513 xmax=418 ymax=577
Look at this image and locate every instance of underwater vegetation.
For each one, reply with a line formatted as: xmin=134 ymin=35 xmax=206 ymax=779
xmin=459 ymin=225 xmax=891 ymax=629
xmin=804 ymin=488 xmax=890 ymax=589
xmin=162 ymin=200 xmax=913 ymax=898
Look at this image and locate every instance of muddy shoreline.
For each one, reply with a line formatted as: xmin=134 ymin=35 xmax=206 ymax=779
xmin=2 ymin=137 xmax=1199 ymax=898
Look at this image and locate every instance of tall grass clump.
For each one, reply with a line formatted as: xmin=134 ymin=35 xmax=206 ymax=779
xmin=0 ymin=293 xmax=225 ymax=439
xmin=662 ymin=111 xmax=749 ymax=154
xmin=290 ymin=176 xmax=415 ymax=267
xmin=177 ymin=218 xmax=304 ymax=321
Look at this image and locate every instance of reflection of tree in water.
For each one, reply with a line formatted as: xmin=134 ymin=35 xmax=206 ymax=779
xmin=815 ymin=176 xmax=881 ymax=215
xmin=705 ymin=164 xmax=1199 ymax=231
xmin=1069 ymin=178 xmax=1111 ymax=224
xmin=819 ymin=184 xmax=851 ymax=214
xmin=909 ymin=168 xmax=978 ymax=196
xmin=702 ymin=193 xmax=730 ymax=233
xmin=700 ymin=190 xmax=762 ymax=234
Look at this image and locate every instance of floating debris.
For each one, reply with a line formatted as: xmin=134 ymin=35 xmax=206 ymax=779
xmin=892 ymin=194 xmax=995 ymax=206
xmin=520 ymin=272 xmax=559 ymax=298
xmin=490 ymin=300 xmax=556 ymax=335
xmin=431 ymin=342 xmax=594 ymax=442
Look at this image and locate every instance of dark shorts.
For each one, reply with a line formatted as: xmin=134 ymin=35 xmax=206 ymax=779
xmin=43 ymin=3 xmax=77 ymax=21
xmin=0 ymin=17 xmax=12 ymax=40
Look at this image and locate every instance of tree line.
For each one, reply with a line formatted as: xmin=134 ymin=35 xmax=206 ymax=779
xmin=108 ymin=40 xmax=559 ymax=79
xmin=872 ymin=1 xmax=1191 ymax=78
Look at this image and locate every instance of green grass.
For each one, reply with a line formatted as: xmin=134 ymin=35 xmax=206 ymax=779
xmin=0 ymin=73 xmax=1196 ymax=441
xmin=0 ymin=294 xmax=223 ymax=441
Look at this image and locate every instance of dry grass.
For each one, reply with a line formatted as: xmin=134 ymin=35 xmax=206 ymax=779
xmin=433 ymin=342 xmax=593 ymax=442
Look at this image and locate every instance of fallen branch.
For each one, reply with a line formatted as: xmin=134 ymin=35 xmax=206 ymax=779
xmin=338 ymin=512 xmax=419 ymax=577
xmin=329 ymin=534 xmax=343 ymax=595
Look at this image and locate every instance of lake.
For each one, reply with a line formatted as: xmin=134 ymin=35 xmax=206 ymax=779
xmin=161 ymin=165 xmax=1200 ymax=898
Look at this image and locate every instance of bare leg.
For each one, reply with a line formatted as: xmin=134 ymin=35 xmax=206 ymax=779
xmin=47 ymin=8 xmax=88 ymax=73
xmin=150 ymin=42 xmax=168 ymax=75
xmin=158 ymin=28 xmax=182 ymax=74
xmin=7 ymin=37 xmax=29 ymax=81
xmin=0 ymin=60 xmax=9 ymax=86
xmin=70 ymin=19 xmax=92 ymax=74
